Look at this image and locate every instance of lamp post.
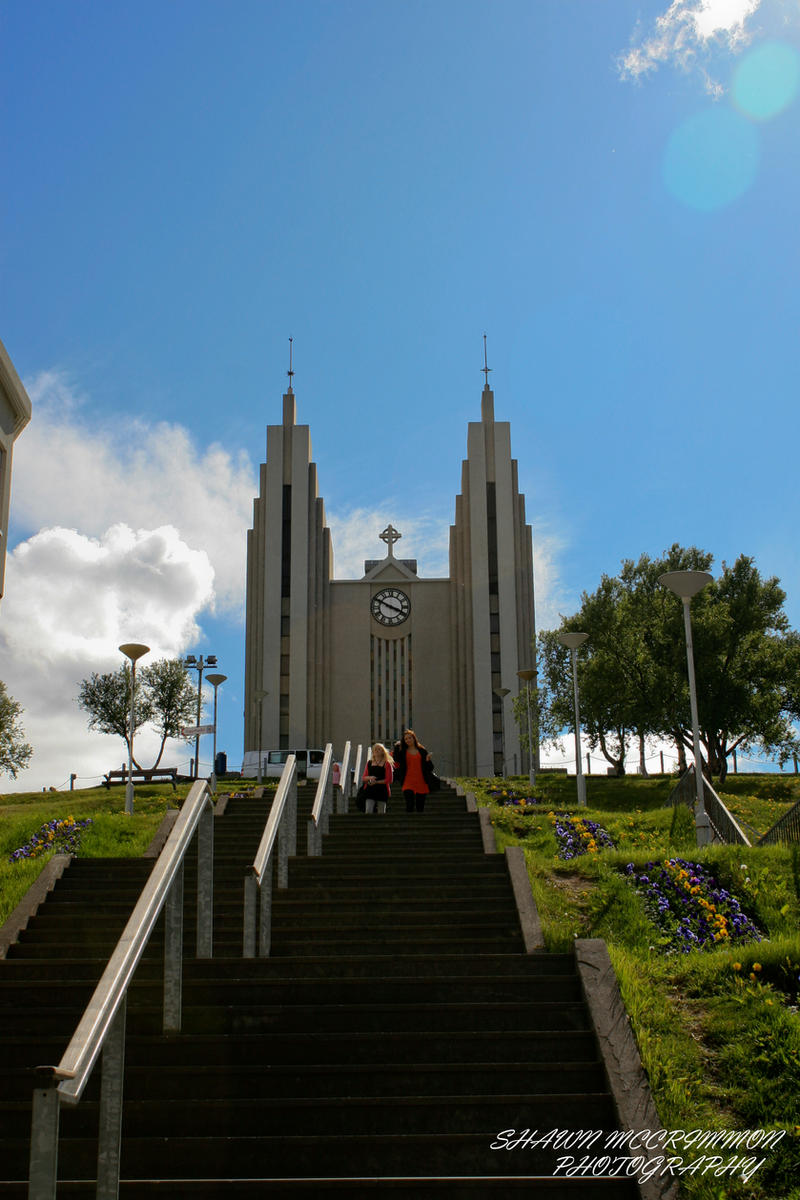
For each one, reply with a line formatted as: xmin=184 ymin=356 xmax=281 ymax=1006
xmin=517 ymin=668 xmax=537 ymax=789
xmin=493 ymin=687 xmax=511 ymax=777
xmin=183 ymin=654 xmax=217 ymax=780
xmin=254 ymin=689 xmax=268 ymax=783
xmin=658 ymin=570 xmax=713 ymax=846
xmin=118 ymin=642 xmax=150 ymax=815
xmin=557 ymin=632 xmax=588 ymax=806
xmin=205 ymin=673 xmax=227 ymax=793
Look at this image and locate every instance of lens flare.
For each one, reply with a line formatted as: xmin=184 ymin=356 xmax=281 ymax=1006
xmin=662 ymin=107 xmax=759 ymax=211
xmin=733 ymin=41 xmax=800 ymax=120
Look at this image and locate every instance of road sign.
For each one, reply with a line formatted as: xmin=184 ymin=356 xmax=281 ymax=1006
xmin=181 ymin=724 xmax=215 ymax=737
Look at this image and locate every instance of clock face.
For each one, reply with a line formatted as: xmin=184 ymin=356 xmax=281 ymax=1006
xmin=371 ymin=587 xmax=411 ymax=627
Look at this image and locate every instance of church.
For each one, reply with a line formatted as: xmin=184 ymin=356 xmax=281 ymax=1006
xmin=243 ymin=362 xmax=536 ymax=779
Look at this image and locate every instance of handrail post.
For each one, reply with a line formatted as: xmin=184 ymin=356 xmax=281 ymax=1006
xmin=28 ymin=1074 xmax=60 ymax=1200
xmin=96 ymin=996 xmax=126 ymax=1199
xmin=320 ymin=745 xmax=333 ymax=836
xmin=287 ymin=767 xmax=297 ymax=858
xmin=278 ymin=803 xmax=289 ymax=889
xmin=196 ymin=799 xmax=214 ymax=957
xmin=338 ymin=741 xmax=351 ymax=814
xmin=258 ymin=864 xmax=273 ymax=957
xmin=163 ymin=862 xmax=184 ymax=1033
xmin=243 ymin=871 xmax=257 ymax=958
xmin=353 ymin=744 xmax=364 ymax=805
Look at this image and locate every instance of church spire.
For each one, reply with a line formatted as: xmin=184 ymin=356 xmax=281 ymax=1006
xmin=481 ymin=332 xmax=494 ymax=422
xmin=283 ymin=336 xmax=296 ymax=425
xmin=287 ymin=336 xmax=295 ymax=393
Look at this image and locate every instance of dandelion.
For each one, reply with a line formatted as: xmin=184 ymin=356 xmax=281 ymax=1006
xmin=753 ymin=963 xmax=762 ymax=972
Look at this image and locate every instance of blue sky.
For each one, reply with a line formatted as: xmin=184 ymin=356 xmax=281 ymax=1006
xmin=2 ymin=0 xmax=799 ymax=788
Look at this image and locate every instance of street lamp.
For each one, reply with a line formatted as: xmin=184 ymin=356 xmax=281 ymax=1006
xmin=254 ymin=689 xmax=268 ymax=783
xmin=493 ymin=687 xmax=511 ymax=777
xmin=183 ymin=654 xmax=218 ymax=780
xmin=557 ymin=632 xmax=589 ymax=806
xmin=118 ymin=642 xmax=150 ymax=815
xmin=517 ymin=669 xmax=537 ymax=789
xmin=205 ymin=673 xmax=227 ymax=793
xmin=658 ymin=569 xmax=713 ymax=846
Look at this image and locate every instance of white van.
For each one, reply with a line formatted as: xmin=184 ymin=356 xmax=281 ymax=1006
xmin=241 ymin=749 xmax=326 ymax=780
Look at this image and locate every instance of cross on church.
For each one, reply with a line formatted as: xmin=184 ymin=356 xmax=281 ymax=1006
xmin=482 ymin=333 xmax=491 ymax=386
xmin=379 ymin=524 xmax=401 ymax=556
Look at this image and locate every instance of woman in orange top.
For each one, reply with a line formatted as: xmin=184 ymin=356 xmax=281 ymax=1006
xmin=393 ymin=729 xmax=433 ymax=813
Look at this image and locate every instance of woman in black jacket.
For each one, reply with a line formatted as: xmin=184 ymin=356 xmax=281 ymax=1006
xmin=393 ymin=729 xmax=434 ymax=813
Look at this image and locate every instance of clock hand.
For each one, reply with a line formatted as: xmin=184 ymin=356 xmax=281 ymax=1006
xmin=381 ymin=600 xmax=403 ymax=614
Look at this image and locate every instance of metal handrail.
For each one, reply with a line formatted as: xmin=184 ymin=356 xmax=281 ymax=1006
xmin=669 ymin=766 xmax=751 ymax=846
xmin=29 ymin=779 xmax=215 ymax=1199
xmin=338 ymin=740 xmax=352 ymax=813
xmin=308 ymin=743 xmax=334 ymax=856
xmin=243 ymin=754 xmax=297 ymax=957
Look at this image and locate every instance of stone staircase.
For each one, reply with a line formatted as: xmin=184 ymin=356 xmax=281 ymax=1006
xmin=0 ymin=781 xmax=642 ymax=1196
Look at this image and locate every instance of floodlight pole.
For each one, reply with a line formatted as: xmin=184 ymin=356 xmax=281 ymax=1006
xmin=205 ymin=673 xmax=227 ymax=794
xmin=184 ymin=654 xmax=218 ymax=780
xmin=659 ymin=570 xmax=713 ymax=846
xmin=517 ymin=669 xmax=537 ymax=789
xmin=118 ymin=643 xmax=150 ymax=815
xmin=557 ymin=632 xmax=589 ymax=806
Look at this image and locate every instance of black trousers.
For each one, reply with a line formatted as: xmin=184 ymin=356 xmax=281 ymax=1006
xmin=404 ymin=790 xmax=426 ymax=813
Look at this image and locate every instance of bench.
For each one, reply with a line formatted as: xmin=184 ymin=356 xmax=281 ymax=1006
xmin=103 ymin=768 xmax=178 ymax=791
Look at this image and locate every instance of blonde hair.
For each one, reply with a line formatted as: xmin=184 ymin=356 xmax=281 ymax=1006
xmin=370 ymin=742 xmax=395 ymax=766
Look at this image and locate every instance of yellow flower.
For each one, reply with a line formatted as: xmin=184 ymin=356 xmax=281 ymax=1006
xmin=752 ymin=963 xmax=762 ymax=972
xmin=732 ymin=962 xmax=741 ymax=971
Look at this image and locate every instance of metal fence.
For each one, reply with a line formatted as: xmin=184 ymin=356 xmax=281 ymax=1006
xmin=758 ymin=797 xmax=800 ymax=846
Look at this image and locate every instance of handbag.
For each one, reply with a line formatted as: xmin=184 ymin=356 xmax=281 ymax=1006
xmin=427 ymin=761 xmax=441 ymax=792
xmin=355 ymin=783 xmax=367 ymax=812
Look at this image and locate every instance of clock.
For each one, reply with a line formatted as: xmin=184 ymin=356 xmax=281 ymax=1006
xmin=371 ymin=587 xmax=410 ymax=627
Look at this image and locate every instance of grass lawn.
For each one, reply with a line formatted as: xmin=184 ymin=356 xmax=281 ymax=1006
xmin=456 ymin=773 xmax=800 ymax=1200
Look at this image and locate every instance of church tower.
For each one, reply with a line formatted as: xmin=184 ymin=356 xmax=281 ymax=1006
xmin=243 ymin=348 xmax=535 ymax=778
xmin=243 ymin=370 xmax=332 ymax=759
xmin=449 ymin=375 xmax=535 ymax=775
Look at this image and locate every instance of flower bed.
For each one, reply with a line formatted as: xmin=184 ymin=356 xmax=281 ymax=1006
xmin=552 ymin=813 xmax=615 ymax=860
xmin=9 ymin=817 xmax=93 ymax=864
xmin=624 ymin=858 xmax=762 ymax=954
xmin=488 ymin=786 xmax=538 ymax=810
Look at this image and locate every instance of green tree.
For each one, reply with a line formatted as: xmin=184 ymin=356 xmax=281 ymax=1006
xmin=77 ymin=659 xmax=197 ymax=770
xmin=139 ymin=659 xmax=199 ymax=770
xmin=540 ymin=545 xmax=799 ymax=783
xmin=0 ymin=679 xmax=33 ymax=778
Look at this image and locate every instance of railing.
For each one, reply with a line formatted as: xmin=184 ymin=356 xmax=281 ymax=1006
xmin=242 ymin=754 xmax=297 ymax=957
xmin=758 ymin=796 xmax=800 ymax=845
xmin=337 ymin=740 xmax=352 ymax=813
xmin=307 ymin=744 xmax=335 ymax=856
xmin=28 ymin=780 xmax=216 ymax=1200
xmin=669 ymin=766 xmax=751 ymax=846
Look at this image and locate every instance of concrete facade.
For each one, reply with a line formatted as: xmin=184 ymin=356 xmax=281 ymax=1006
xmin=243 ymin=379 xmax=535 ymax=778
xmin=0 ymin=338 xmax=32 ymax=603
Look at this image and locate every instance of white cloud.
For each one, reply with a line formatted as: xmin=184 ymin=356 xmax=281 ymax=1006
xmin=618 ymin=0 xmax=763 ymax=90
xmin=0 ymin=523 xmax=215 ymax=791
xmin=15 ymin=370 xmax=256 ymax=614
xmin=0 ymin=368 xmax=254 ymax=792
